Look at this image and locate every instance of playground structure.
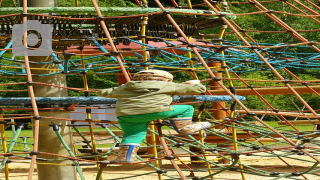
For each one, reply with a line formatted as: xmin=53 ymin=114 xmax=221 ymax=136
xmin=0 ymin=0 xmax=320 ymax=179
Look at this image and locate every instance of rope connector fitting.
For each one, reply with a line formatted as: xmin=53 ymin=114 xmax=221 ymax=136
xmin=302 ymin=138 xmax=310 ymax=143
xmin=270 ymin=172 xmax=280 ymax=176
xmin=156 ymin=170 xmax=167 ymax=174
xmin=53 ymin=60 xmax=63 ymax=64
xmin=219 ymin=12 xmax=226 ymax=17
xmin=91 ymin=152 xmax=99 ymax=155
xmin=164 ymin=156 xmax=175 ymax=160
xmin=33 ymin=116 xmax=42 ymax=120
xmin=212 ymin=77 xmax=222 ymax=81
xmin=50 ymin=124 xmax=60 ymax=131
xmin=251 ymin=146 xmax=260 ymax=150
xmin=268 ymin=9 xmax=275 ymax=13
xmin=162 ymin=10 xmax=170 ymax=14
xmin=26 ymin=81 xmax=35 ymax=85
xmin=297 ymin=152 xmax=304 ymax=155
xmin=291 ymin=172 xmax=301 ymax=176
xmin=229 ymin=167 xmax=238 ymax=171
xmin=21 ymin=12 xmax=29 ymax=17
xmin=96 ymin=16 xmax=105 ymax=20
xmin=80 ymin=71 xmax=87 ymax=75
xmin=174 ymin=143 xmax=184 ymax=147
xmin=283 ymin=79 xmax=291 ymax=84
xmin=295 ymin=145 xmax=305 ymax=149
xmin=29 ymin=151 xmax=40 ymax=155
xmin=187 ymin=44 xmax=197 ymax=48
xmin=230 ymin=152 xmax=240 ymax=160
xmin=247 ymin=112 xmax=256 ymax=116
xmin=110 ymin=51 xmax=120 ymax=56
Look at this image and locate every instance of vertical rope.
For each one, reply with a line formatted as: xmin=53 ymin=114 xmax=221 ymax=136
xmin=91 ymin=0 xmax=130 ymax=82
xmin=0 ymin=109 xmax=9 ymax=179
xmin=156 ymin=121 xmax=187 ymax=180
xmin=18 ymin=1 xmax=42 ymax=179
xmin=80 ymin=48 xmax=102 ymax=179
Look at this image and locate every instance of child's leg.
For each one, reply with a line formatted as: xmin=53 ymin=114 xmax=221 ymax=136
xmin=113 ymin=115 xmax=150 ymax=163
xmin=166 ymin=105 xmax=211 ymax=135
xmin=117 ymin=105 xmax=193 ymax=144
xmin=118 ymin=115 xmax=150 ymax=144
xmin=114 ymin=111 xmax=186 ymax=163
xmin=167 ymin=105 xmax=194 ymax=117
xmin=113 ymin=107 xmax=210 ymax=162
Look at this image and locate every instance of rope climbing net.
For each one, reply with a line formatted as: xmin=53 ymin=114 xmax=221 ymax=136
xmin=0 ymin=0 xmax=320 ymax=179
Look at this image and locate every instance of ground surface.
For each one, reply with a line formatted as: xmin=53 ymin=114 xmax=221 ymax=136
xmin=1 ymin=154 xmax=320 ymax=180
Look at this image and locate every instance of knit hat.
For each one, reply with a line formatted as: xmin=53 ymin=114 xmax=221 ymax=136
xmin=133 ymin=69 xmax=173 ymax=81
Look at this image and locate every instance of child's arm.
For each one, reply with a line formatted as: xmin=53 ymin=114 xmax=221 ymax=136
xmin=174 ymin=83 xmax=206 ymax=95
xmin=96 ymin=88 xmax=115 ymax=98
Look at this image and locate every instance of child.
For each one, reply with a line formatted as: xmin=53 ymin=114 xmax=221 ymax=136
xmin=97 ymin=69 xmax=211 ymax=163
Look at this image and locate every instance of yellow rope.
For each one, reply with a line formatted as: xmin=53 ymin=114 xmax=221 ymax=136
xmin=1 ymin=66 xmax=60 ymax=71
xmin=0 ymin=111 xmax=9 ymax=180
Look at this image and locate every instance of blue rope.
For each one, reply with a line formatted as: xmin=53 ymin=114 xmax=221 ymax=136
xmin=0 ymin=40 xmax=319 ymax=75
xmin=0 ymin=41 xmax=12 ymax=56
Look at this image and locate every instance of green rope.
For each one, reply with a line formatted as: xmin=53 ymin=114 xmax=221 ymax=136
xmin=53 ymin=125 xmax=86 ymax=180
xmin=72 ymin=126 xmax=93 ymax=149
xmin=0 ymin=125 xmax=23 ymax=171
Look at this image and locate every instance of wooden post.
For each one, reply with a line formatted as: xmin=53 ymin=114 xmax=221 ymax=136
xmin=30 ymin=56 xmax=77 ymax=180
xmin=209 ymin=61 xmax=231 ymax=164
xmin=209 ymin=61 xmax=227 ymax=127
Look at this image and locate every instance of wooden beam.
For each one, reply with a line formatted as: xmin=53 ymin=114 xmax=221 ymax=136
xmin=278 ymin=120 xmax=320 ymax=125
xmin=209 ymin=86 xmax=320 ymax=96
xmin=237 ymin=110 xmax=320 ymax=119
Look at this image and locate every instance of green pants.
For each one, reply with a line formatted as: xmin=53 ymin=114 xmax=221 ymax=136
xmin=117 ymin=105 xmax=194 ymax=144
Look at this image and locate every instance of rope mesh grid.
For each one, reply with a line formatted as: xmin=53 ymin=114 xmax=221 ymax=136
xmin=0 ymin=0 xmax=320 ymax=179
